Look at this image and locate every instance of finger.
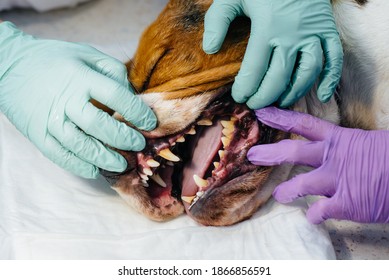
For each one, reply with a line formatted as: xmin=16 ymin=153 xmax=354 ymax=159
xmin=65 ymin=101 xmax=146 ymax=151
xmin=75 ymin=43 xmax=130 ymax=87
xmin=254 ymin=107 xmax=336 ymax=141
xmin=278 ymin=40 xmax=323 ymax=107
xmin=202 ymin=0 xmax=242 ymax=54
xmin=231 ymin=32 xmax=272 ymax=103
xmin=247 ymin=139 xmax=325 ymax=167
xmin=86 ymin=71 xmax=157 ymax=131
xmin=48 ymin=119 xmax=128 ymax=172
xmin=43 ymin=134 xmax=99 ymax=179
xmin=317 ymin=36 xmax=343 ymax=102
xmin=246 ymin=47 xmax=296 ymax=109
xmin=306 ymin=197 xmax=340 ymax=224
xmin=272 ymin=168 xmax=335 ymax=203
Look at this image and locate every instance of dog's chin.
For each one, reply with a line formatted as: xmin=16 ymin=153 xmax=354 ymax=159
xmin=104 ymin=86 xmax=286 ymax=226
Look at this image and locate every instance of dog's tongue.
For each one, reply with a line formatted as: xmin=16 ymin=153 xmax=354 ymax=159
xmin=181 ymin=121 xmax=222 ymax=196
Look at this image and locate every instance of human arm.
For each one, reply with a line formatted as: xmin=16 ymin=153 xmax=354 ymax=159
xmin=247 ymin=107 xmax=389 ymax=224
xmin=0 ymin=21 xmax=156 ymax=178
xmin=202 ymin=0 xmax=343 ymax=109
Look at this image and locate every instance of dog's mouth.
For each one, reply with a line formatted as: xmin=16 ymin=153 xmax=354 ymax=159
xmin=127 ymin=87 xmax=281 ymax=221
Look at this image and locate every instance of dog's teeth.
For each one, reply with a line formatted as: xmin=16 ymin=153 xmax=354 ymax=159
xmin=176 ymin=136 xmax=185 ymax=143
xmin=150 ymin=173 xmax=167 ymax=188
xmin=231 ymin=116 xmax=238 ymax=121
xmin=139 ymin=173 xmax=149 ymax=181
xmin=141 ymin=180 xmax=149 ymax=187
xmin=193 ymin=174 xmax=208 ymax=188
xmin=158 ymin=148 xmax=180 ymax=162
xmin=218 ymin=150 xmax=226 ymax=159
xmin=181 ymin=195 xmax=196 ymax=204
xmin=222 ymin=127 xmax=234 ymax=137
xmin=147 ymin=159 xmax=160 ymax=168
xmin=187 ymin=127 xmax=196 ymax=135
xmin=197 ymin=119 xmax=213 ymax=126
xmin=143 ymin=168 xmax=153 ymax=176
xmin=221 ymin=136 xmax=231 ymax=148
xmin=196 ymin=191 xmax=204 ymax=197
xmin=213 ymin=162 xmax=220 ymax=168
xmin=221 ymin=120 xmax=234 ymax=130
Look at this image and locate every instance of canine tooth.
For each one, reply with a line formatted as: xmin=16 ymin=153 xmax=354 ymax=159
xmin=197 ymin=119 xmax=213 ymax=126
xmin=158 ymin=148 xmax=180 ymax=162
xmin=151 ymin=174 xmax=167 ymax=188
xmin=222 ymin=127 xmax=234 ymax=137
xmin=143 ymin=168 xmax=153 ymax=176
xmin=193 ymin=174 xmax=208 ymax=188
xmin=231 ymin=117 xmax=238 ymax=121
xmin=142 ymin=180 xmax=149 ymax=187
xmin=221 ymin=136 xmax=231 ymax=148
xmin=218 ymin=150 xmax=226 ymax=159
xmin=181 ymin=195 xmax=196 ymax=204
xmin=221 ymin=120 xmax=234 ymax=130
xmin=147 ymin=159 xmax=160 ymax=168
xmin=176 ymin=136 xmax=185 ymax=143
xmin=187 ymin=127 xmax=196 ymax=135
xmin=213 ymin=162 xmax=220 ymax=169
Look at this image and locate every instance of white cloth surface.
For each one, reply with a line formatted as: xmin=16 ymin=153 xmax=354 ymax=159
xmin=0 ymin=0 xmax=336 ymax=260
xmin=0 ymin=0 xmax=91 ymax=12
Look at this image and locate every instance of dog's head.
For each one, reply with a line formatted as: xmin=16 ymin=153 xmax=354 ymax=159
xmin=104 ymin=0 xmax=337 ymax=226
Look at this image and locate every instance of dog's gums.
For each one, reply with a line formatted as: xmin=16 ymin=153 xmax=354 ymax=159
xmin=140 ymin=92 xmax=277 ymax=212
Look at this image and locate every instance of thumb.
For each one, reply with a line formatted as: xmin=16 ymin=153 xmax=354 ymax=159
xmin=306 ymin=197 xmax=336 ymax=224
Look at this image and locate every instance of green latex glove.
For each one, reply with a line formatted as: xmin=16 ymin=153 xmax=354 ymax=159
xmin=0 ymin=22 xmax=157 ymax=178
xmin=203 ymin=0 xmax=343 ymax=109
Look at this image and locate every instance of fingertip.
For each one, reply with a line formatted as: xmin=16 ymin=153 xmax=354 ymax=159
xmin=317 ymin=85 xmax=335 ymax=103
xmin=246 ymin=145 xmax=265 ymax=164
xmin=254 ymin=106 xmax=279 ymax=120
xmin=108 ymin=152 xmax=128 ymax=173
xmin=306 ymin=199 xmax=329 ymax=224
xmin=272 ymin=185 xmax=294 ymax=204
xmin=278 ymin=95 xmax=299 ymax=108
xmin=246 ymin=97 xmax=268 ymax=110
xmin=128 ymin=132 xmax=146 ymax=152
xmin=140 ymin=110 xmax=158 ymax=131
xmin=306 ymin=210 xmax=325 ymax=225
xmin=76 ymin=165 xmax=100 ymax=179
xmin=202 ymin=32 xmax=223 ymax=54
xmin=88 ymin=168 xmax=101 ymax=179
xmin=231 ymin=85 xmax=249 ymax=104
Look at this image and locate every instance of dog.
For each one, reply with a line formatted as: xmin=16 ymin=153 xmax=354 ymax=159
xmin=101 ymin=0 xmax=389 ymax=226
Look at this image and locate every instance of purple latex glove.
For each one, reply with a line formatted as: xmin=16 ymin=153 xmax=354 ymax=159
xmin=247 ymin=107 xmax=389 ymax=224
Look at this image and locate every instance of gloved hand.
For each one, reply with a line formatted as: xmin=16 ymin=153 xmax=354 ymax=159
xmin=247 ymin=107 xmax=389 ymax=224
xmin=0 ymin=22 xmax=156 ymax=179
xmin=203 ymin=0 xmax=343 ymax=109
